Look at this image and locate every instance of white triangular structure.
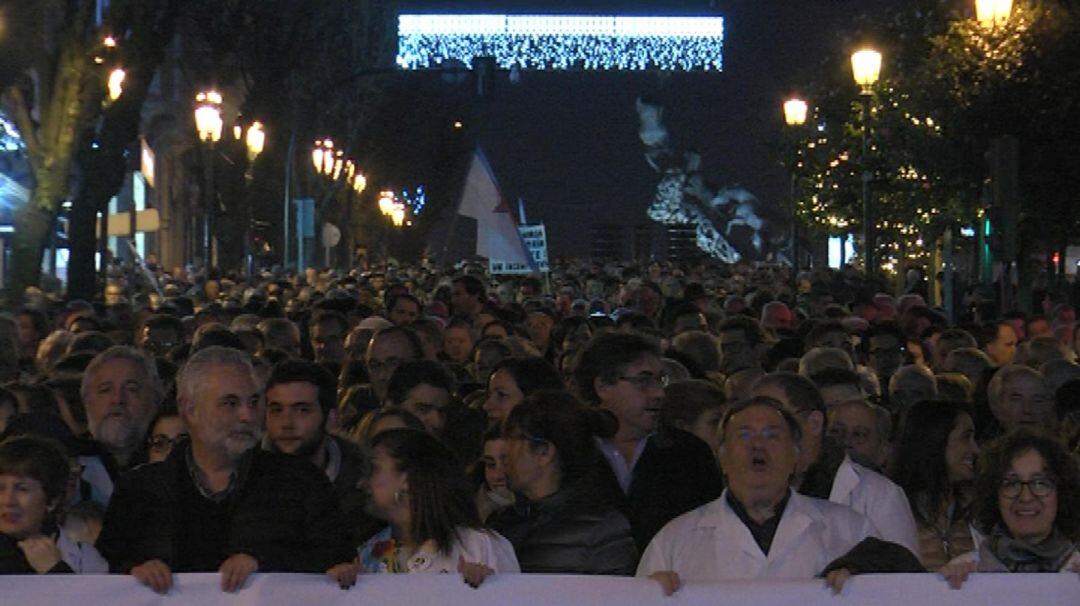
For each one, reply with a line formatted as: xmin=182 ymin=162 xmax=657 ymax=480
xmin=458 ymin=149 xmax=532 ymax=267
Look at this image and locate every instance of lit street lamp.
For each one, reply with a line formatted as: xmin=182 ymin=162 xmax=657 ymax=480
xmin=245 ymin=121 xmax=266 ymax=160
xmin=194 ymin=90 xmax=223 ymax=267
xmin=783 ymin=97 xmax=808 ymax=280
xmin=975 ymin=0 xmax=1013 ymax=28
xmin=851 ymin=48 xmax=881 ymax=277
xmin=107 ymin=68 xmax=125 ymax=101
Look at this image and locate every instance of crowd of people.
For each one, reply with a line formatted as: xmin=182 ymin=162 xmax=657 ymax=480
xmin=1 ymin=258 xmax=1079 ymax=596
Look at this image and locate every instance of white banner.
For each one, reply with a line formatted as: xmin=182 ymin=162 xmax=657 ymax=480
xmin=3 ymin=573 xmax=1078 ymax=606
xmin=490 ymin=224 xmax=549 ymax=275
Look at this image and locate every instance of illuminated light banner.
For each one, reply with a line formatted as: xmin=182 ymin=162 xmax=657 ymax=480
xmin=3 ymin=573 xmax=1078 ymax=605
xmin=397 ymin=14 xmax=724 ymax=71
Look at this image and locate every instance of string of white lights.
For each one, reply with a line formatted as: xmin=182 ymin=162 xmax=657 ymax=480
xmin=397 ymin=14 xmax=724 ymax=72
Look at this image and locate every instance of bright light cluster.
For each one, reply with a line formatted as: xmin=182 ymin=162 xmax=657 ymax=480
xmin=397 ymin=14 xmax=724 ymax=72
xmin=0 ymin=113 xmax=25 ymax=152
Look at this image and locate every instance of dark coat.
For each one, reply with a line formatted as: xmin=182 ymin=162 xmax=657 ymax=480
xmin=97 ymin=440 xmax=353 ymax=574
xmin=0 ymin=533 xmax=72 ymax=575
xmin=489 ymin=488 xmax=639 ymax=575
xmin=330 ymin=435 xmax=382 ymax=545
xmin=594 ymin=428 xmax=724 ymax=551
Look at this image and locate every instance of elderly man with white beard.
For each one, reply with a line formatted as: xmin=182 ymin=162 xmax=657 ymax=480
xmin=77 ymin=346 xmax=164 ymax=505
xmin=97 ymin=347 xmax=356 ymax=594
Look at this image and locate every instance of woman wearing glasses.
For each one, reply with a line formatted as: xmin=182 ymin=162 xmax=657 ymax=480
xmin=941 ymin=429 xmax=1080 ymax=588
xmin=489 ymin=390 xmax=638 ymax=574
xmin=146 ymin=409 xmax=187 ymax=464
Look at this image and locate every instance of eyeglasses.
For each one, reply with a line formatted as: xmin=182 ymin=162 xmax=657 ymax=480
xmin=148 ymin=433 xmax=188 ymax=452
xmin=999 ymin=476 xmax=1056 ymax=499
xmin=617 ymin=373 xmax=670 ymax=391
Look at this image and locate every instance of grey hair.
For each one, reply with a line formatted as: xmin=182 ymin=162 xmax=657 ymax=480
xmin=81 ymin=345 xmax=164 ymax=407
xmin=177 ymin=346 xmax=260 ymax=406
xmin=987 ymin=364 xmax=1046 ymax=409
xmin=799 ymin=346 xmax=854 ymax=377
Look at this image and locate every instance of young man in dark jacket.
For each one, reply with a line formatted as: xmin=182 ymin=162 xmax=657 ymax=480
xmin=97 ymin=347 xmax=355 ymax=593
xmin=262 ymin=359 xmax=379 ymax=545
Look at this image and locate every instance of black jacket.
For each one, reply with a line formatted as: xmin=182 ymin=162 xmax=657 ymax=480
xmin=97 ymin=440 xmax=353 ymax=574
xmin=330 ymin=435 xmax=382 ymax=545
xmin=489 ymin=488 xmax=639 ymax=575
xmin=594 ymin=428 xmax=724 ymax=551
xmin=0 ymin=533 xmax=71 ymax=575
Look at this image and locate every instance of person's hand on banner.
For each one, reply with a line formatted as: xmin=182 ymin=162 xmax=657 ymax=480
xmin=824 ymin=568 xmax=853 ymax=594
xmin=220 ymin=553 xmax=259 ymax=592
xmin=940 ymin=560 xmax=977 ymax=590
xmin=327 ymin=559 xmax=360 ymax=589
xmin=457 ymin=555 xmax=494 ymax=588
xmin=131 ymin=559 xmax=173 ymax=594
xmin=648 ymin=571 xmax=681 ymax=596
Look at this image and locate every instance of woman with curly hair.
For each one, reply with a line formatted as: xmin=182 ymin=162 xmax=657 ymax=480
xmin=941 ymin=429 xmax=1080 ymax=588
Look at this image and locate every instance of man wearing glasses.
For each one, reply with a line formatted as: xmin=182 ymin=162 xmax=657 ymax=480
xmin=638 ymin=396 xmax=918 ymax=593
xmin=575 ymin=332 xmax=723 ymax=551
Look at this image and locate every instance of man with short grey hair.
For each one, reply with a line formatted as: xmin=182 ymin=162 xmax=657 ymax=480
xmin=98 ymin=346 xmax=355 ymax=594
xmin=78 ymin=346 xmax=164 ymax=504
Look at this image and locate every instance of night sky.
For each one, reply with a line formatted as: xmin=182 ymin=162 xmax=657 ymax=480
xmin=399 ymin=0 xmax=886 ymax=258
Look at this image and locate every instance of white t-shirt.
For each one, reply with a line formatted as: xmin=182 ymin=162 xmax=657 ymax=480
xmin=358 ymin=526 xmax=520 ymax=574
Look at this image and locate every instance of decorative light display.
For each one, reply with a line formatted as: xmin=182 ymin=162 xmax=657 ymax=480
xmin=0 ymin=113 xmax=24 ymax=152
xmin=400 ymin=185 xmax=427 ymax=215
xmin=397 ymin=14 xmax=724 ymax=72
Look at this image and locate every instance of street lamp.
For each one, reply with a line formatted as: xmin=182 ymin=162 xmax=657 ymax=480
xmin=783 ymin=97 xmax=808 ymax=280
xmin=245 ymin=121 xmax=266 ymax=160
xmin=851 ymin=48 xmax=881 ymax=278
xmin=783 ymin=98 xmax=808 ymax=127
xmin=194 ymin=90 xmax=223 ymax=267
xmin=975 ymin=0 xmax=1013 ymax=28
xmin=107 ymin=68 xmax=125 ymax=101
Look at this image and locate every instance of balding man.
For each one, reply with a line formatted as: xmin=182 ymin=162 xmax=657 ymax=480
xmin=639 ymin=396 xmax=919 ymax=592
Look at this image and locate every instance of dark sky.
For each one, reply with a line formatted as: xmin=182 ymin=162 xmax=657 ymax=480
xmin=399 ymin=0 xmax=884 ymax=257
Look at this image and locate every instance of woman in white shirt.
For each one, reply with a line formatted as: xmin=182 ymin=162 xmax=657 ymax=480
xmin=341 ymin=428 xmax=518 ymax=586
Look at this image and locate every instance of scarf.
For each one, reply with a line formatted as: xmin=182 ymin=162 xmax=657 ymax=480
xmin=986 ymin=525 xmax=1077 ymax=573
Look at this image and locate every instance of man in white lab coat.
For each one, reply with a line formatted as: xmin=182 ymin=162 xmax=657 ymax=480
xmin=637 ymin=396 xmax=917 ymax=593
xmin=750 ymin=372 xmax=921 ymax=557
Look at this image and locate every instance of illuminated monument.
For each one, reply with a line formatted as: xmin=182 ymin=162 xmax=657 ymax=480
xmin=396 ymin=13 xmax=777 ymax=263
xmin=396 ymin=14 xmax=724 ymax=72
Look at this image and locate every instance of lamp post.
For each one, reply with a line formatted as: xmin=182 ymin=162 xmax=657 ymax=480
xmin=851 ymin=48 xmax=881 ymax=278
xmin=783 ymin=97 xmax=808 ymax=283
xmin=194 ymin=90 xmax=223 ymax=268
xmin=239 ymin=121 xmax=266 ymax=277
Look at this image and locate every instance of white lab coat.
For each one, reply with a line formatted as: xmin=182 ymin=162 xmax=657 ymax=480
xmin=636 ymin=489 xmax=879 ymax=580
xmin=829 ymin=455 xmax=921 ymax=558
